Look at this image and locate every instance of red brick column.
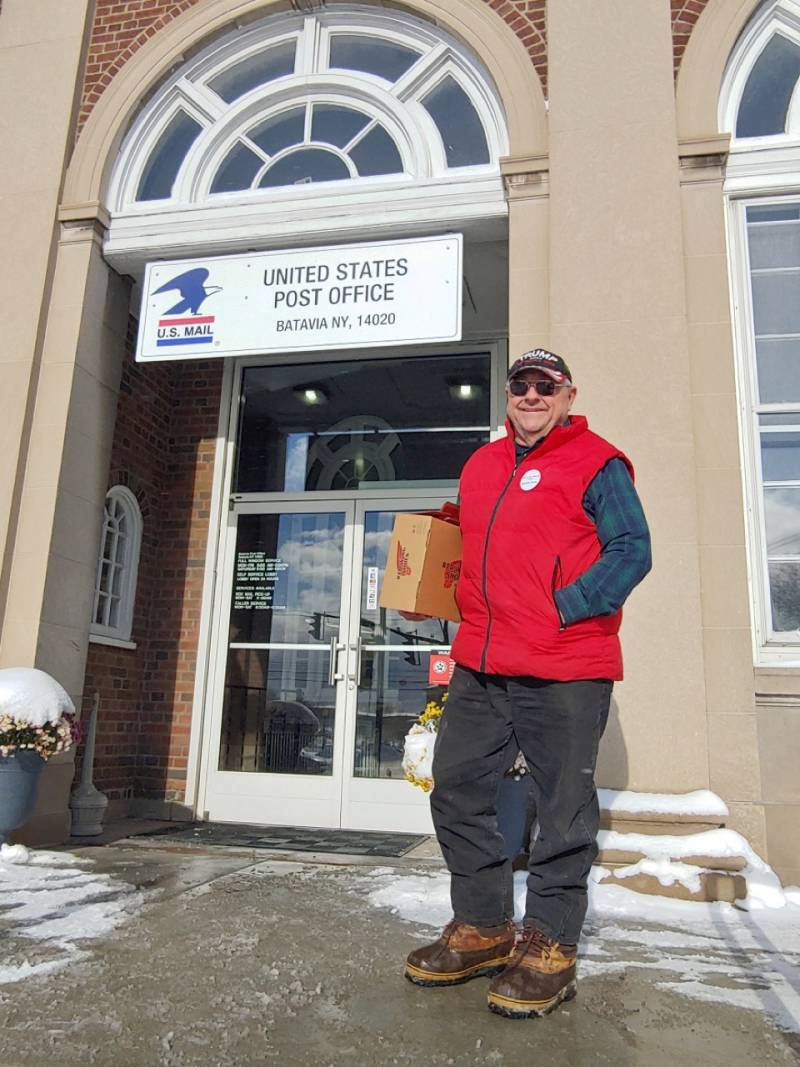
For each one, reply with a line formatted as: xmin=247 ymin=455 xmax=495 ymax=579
xmin=671 ymin=0 xmax=712 ymax=77
xmin=83 ymin=329 xmax=222 ymax=806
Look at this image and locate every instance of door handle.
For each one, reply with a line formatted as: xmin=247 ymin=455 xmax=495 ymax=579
xmin=328 ymin=636 xmax=345 ymax=686
xmin=348 ymin=637 xmax=362 ymax=684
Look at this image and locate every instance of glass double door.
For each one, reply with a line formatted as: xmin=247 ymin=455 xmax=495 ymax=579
xmin=204 ymin=495 xmax=457 ymax=832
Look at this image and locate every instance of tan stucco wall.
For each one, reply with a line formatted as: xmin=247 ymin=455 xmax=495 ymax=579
xmin=676 ymin=0 xmax=760 ymax=141
xmin=546 ymin=0 xmax=710 ymax=793
xmin=0 ymin=0 xmax=91 ymax=640
xmin=0 ymin=0 xmax=97 ymax=845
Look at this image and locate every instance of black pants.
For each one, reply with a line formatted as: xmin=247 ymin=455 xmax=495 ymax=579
xmin=430 ymin=666 xmax=612 ymax=945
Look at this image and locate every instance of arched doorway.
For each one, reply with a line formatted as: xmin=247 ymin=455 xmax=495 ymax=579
xmin=62 ymin=1 xmax=546 ymax=831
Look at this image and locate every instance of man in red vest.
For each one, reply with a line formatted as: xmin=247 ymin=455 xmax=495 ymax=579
xmin=404 ymin=349 xmax=651 ymax=1018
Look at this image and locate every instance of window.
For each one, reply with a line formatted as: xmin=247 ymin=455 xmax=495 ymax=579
xmin=109 ymin=7 xmax=506 ymax=210
xmin=137 ymin=110 xmax=203 ymax=201
xmin=90 ymin=486 xmax=142 ymax=644
xmin=743 ymin=203 xmax=800 ymax=642
xmin=235 ymin=353 xmax=492 ymax=494
xmin=722 ymin=1 xmax=800 ymax=657
xmin=210 ymin=103 xmax=403 ymax=194
xmin=736 ymin=33 xmax=800 ymax=137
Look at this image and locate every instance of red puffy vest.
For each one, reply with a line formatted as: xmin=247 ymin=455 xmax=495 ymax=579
xmin=450 ymin=415 xmax=633 ymax=681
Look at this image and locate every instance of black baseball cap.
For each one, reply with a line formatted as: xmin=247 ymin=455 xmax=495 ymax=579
xmin=507 ymin=349 xmax=573 ymax=385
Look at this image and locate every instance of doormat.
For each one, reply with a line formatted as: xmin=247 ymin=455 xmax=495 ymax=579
xmin=128 ymin=822 xmax=427 ymax=858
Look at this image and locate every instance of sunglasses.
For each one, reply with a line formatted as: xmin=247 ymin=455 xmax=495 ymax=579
xmin=508 ymin=378 xmax=570 ymax=397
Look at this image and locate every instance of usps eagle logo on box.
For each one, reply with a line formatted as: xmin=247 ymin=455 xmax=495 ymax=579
xmin=152 ymin=267 xmax=222 ymax=348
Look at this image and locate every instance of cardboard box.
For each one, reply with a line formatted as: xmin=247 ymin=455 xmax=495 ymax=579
xmin=379 ymin=513 xmax=462 ymax=622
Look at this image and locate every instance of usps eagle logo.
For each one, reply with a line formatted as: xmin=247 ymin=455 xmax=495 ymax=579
xmin=153 ymin=267 xmax=222 ymax=348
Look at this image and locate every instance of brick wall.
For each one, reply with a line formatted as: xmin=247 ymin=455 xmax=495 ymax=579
xmin=671 ymin=0 xmax=710 ymax=76
xmin=83 ymin=327 xmax=222 ymax=804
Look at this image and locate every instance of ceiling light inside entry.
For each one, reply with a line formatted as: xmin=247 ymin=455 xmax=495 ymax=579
xmin=449 ymin=382 xmax=482 ymax=400
xmin=295 ymin=385 xmax=328 ymax=405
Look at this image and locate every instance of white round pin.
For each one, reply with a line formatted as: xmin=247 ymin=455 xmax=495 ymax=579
xmin=520 ymin=469 xmax=541 ymax=491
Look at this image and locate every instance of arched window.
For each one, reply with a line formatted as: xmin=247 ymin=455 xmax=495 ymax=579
xmin=105 ymin=7 xmax=508 ymax=267
xmin=722 ymin=1 xmax=800 ymax=659
xmin=89 ymin=486 xmax=143 ymax=646
xmin=722 ymin=0 xmax=800 ymax=141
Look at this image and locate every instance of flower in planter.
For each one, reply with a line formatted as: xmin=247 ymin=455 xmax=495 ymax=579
xmin=402 ymin=692 xmax=448 ymax=793
xmin=403 ymin=690 xmax=531 ymax=794
xmin=0 ymin=668 xmax=80 ymax=760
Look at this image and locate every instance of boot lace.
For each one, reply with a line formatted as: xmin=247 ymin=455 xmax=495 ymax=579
xmin=440 ymin=920 xmax=459 ymax=944
xmin=516 ymin=926 xmax=559 ymax=962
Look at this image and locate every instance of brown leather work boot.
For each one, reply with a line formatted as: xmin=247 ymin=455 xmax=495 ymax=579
xmin=405 ymin=919 xmax=516 ymax=986
xmin=487 ymin=926 xmax=577 ymax=1017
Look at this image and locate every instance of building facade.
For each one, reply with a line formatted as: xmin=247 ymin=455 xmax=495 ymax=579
xmin=1 ymin=0 xmax=799 ymax=883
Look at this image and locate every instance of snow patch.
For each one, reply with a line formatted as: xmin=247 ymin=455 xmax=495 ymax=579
xmin=0 ymin=667 xmax=74 ymax=726
xmin=608 ymin=857 xmax=704 ymax=893
xmin=598 ymin=788 xmax=728 ymax=818
xmin=0 ymin=844 xmax=143 ymax=985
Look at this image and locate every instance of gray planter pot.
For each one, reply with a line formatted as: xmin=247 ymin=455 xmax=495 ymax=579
xmin=0 ymin=750 xmax=45 ymax=845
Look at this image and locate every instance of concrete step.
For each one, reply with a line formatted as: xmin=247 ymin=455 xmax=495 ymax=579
xmin=598 ymin=848 xmax=746 ymax=872
xmin=598 ymin=867 xmax=746 ymax=904
xmin=598 ymin=810 xmax=726 ymax=836
xmin=597 ymin=789 xmax=728 ymax=837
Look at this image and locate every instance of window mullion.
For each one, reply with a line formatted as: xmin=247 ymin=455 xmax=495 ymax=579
xmin=296 ymin=15 xmax=320 ymax=75
xmin=392 ymin=42 xmax=447 ymax=102
xmin=242 ymin=135 xmax=271 ymax=166
xmin=179 ymin=78 xmax=225 ymax=122
xmin=344 ymin=117 xmax=378 ymax=153
xmin=303 ymin=102 xmax=312 ymax=144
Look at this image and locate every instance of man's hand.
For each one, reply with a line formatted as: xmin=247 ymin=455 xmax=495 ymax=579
xmin=398 ymin=610 xmax=431 ymax=622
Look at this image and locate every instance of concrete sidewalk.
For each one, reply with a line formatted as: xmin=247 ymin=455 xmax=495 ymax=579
xmin=0 ymin=827 xmax=798 ymax=1066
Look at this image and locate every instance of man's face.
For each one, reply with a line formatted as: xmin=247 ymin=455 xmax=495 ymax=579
xmin=505 ymin=370 xmax=577 ymax=446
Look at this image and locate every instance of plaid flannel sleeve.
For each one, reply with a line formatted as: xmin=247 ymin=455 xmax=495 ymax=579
xmin=554 ymin=458 xmax=652 ymax=626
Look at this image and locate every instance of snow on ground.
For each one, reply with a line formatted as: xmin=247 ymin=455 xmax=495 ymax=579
xmin=0 ymin=844 xmax=144 ymax=985
xmin=367 ymin=867 xmax=800 ymax=1035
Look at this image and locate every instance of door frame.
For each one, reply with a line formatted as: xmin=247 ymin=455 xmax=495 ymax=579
xmin=340 ymin=495 xmax=455 ymax=833
xmin=201 ymin=491 xmax=455 ymax=829
xmin=190 ymin=340 xmax=506 ymax=823
xmin=202 ymin=498 xmax=357 ymax=828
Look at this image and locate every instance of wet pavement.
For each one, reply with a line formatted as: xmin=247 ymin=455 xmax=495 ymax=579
xmin=0 ymin=828 xmax=798 ymax=1066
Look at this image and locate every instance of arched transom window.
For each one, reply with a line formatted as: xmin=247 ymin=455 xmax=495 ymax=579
xmin=110 ymin=7 xmax=507 ymax=212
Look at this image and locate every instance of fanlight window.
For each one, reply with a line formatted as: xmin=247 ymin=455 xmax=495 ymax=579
xmin=113 ymin=8 xmax=505 ymax=210
xmin=209 ymin=102 xmax=403 ymax=194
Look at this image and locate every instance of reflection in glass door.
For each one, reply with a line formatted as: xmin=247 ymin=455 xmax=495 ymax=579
xmin=205 ymin=502 xmax=354 ymax=827
xmin=205 ymin=495 xmax=456 ymax=832
xmin=341 ymin=501 xmax=458 ymax=832
xmin=220 ymin=510 xmax=346 ymax=777
xmin=353 ymin=510 xmax=457 ymax=780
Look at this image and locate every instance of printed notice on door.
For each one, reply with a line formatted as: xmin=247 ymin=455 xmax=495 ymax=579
xmin=233 ymin=551 xmax=289 ymax=610
xmin=366 ymin=566 xmax=379 ymax=611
